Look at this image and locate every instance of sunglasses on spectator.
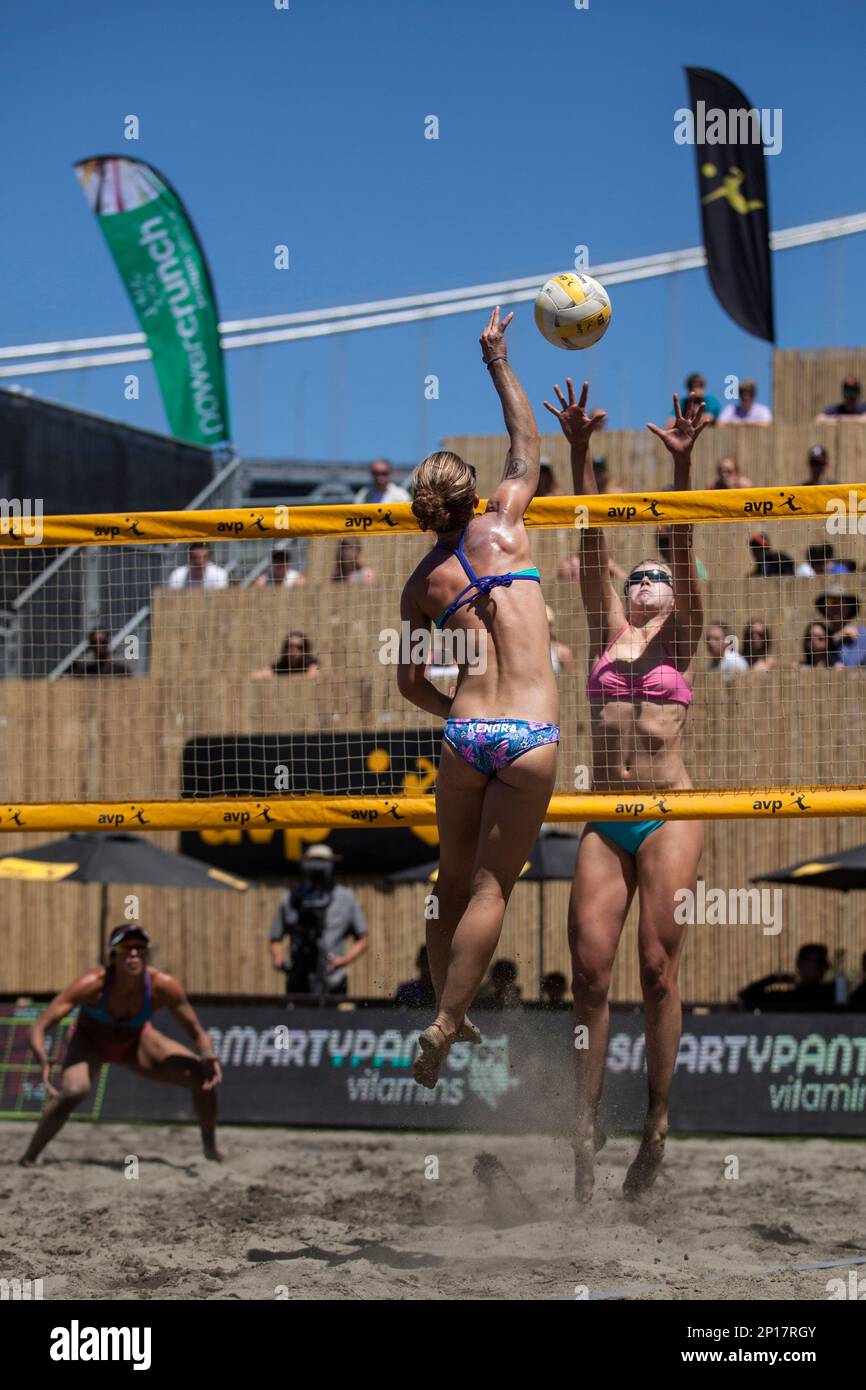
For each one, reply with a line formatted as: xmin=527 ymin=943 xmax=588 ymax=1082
xmin=626 ymin=569 xmax=673 ymax=589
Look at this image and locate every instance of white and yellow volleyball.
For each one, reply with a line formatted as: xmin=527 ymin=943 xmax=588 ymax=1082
xmin=534 ymin=271 xmax=611 ymax=350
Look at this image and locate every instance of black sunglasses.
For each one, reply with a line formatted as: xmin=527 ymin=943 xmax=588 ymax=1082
xmin=625 ymin=569 xmax=673 ymax=592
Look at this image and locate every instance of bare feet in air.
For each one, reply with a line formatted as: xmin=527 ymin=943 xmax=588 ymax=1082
xmin=456 ymin=1017 xmax=482 ymax=1045
xmin=412 ymin=1022 xmax=456 ymax=1089
xmin=202 ymin=1139 xmax=225 ymax=1163
xmin=572 ymin=1127 xmax=607 ymax=1205
xmin=622 ymin=1131 xmax=666 ymax=1200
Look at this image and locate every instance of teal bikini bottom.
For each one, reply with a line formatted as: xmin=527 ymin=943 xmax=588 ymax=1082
xmin=586 ymin=820 xmax=665 ymax=857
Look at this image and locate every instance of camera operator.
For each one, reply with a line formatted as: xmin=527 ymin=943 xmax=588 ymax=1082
xmin=269 ymin=845 xmax=368 ymax=996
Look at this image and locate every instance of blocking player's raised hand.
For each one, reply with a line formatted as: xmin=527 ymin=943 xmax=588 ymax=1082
xmin=543 ymin=379 xmax=607 ymax=446
xmin=648 ymin=391 xmax=708 ymax=456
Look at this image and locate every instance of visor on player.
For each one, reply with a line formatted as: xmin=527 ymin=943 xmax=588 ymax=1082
xmin=108 ymin=925 xmax=151 ymax=953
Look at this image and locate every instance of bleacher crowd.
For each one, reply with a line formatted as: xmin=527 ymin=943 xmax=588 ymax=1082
xmin=70 ymin=374 xmax=866 ymax=680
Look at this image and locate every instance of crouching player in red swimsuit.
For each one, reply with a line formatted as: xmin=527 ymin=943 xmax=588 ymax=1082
xmin=20 ymin=924 xmax=223 ymax=1165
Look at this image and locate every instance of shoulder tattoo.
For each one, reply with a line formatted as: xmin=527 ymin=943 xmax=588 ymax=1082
xmin=503 ymin=457 xmax=529 ymax=480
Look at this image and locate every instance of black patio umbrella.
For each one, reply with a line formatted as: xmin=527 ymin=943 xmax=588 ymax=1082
xmin=0 ymin=832 xmax=248 ymax=960
xmin=387 ymin=829 xmax=580 ymax=979
xmin=752 ymin=842 xmax=866 ymax=893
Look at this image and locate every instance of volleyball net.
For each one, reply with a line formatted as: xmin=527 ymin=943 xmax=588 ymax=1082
xmin=2 ymin=481 xmax=866 ymax=832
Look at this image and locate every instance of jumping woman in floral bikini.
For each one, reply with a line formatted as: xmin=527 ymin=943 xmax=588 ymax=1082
xmin=398 ymin=308 xmax=560 ymax=1088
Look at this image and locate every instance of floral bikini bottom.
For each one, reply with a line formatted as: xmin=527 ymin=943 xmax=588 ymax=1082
xmin=442 ymin=718 xmax=560 ymax=776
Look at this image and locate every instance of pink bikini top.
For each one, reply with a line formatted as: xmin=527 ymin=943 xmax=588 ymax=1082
xmin=587 ymin=627 xmax=693 ymax=706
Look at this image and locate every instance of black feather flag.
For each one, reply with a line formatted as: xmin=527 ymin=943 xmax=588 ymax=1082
xmin=683 ymin=68 xmax=775 ymax=342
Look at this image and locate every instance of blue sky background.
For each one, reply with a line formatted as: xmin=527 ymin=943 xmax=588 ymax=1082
xmin=4 ymin=0 xmax=866 ymax=468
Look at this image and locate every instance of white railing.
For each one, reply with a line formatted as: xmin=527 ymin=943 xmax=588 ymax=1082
xmin=1 ymin=212 xmax=864 ymax=377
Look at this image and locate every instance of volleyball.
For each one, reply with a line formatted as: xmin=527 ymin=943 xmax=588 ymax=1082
xmin=534 ymin=271 xmax=611 ymax=350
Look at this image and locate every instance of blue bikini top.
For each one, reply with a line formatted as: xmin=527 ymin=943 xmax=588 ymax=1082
xmin=79 ymin=966 xmax=153 ymax=1030
xmin=434 ymin=527 xmax=541 ymax=629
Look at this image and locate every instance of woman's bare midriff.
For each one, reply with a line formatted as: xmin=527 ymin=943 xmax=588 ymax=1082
xmin=591 ymin=699 xmax=692 ymax=790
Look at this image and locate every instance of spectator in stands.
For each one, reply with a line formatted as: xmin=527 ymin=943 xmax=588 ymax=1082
xmin=540 ymin=971 xmax=568 ymax=1008
xmin=712 ymin=455 xmax=754 ymax=489
xmin=251 ymin=631 xmax=320 ymax=679
xmin=665 ymin=374 xmax=720 ymax=428
xmin=394 ymin=945 xmax=436 ymax=1009
xmin=705 ymin=622 xmax=748 ymax=673
xmin=547 ymin=605 xmax=574 ymax=674
xmin=738 ymin=943 xmax=835 ymax=1012
xmin=748 ymin=531 xmax=795 ymax=577
xmin=658 ymin=524 xmax=709 ymax=580
xmin=815 ymin=377 xmax=866 ymax=423
xmin=847 ymin=952 xmax=866 ymax=1011
xmin=592 ymin=456 xmax=614 ymax=493
xmin=797 ymin=620 xmax=841 ymax=668
xmin=816 ymin=589 xmax=866 ymax=666
xmin=354 ymin=458 xmax=411 ymax=504
xmin=741 ymin=619 xmax=777 ymax=671
xmin=474 ymin=959 xmax=522 ymax=1010
xmin=252 ymin=544 xmax=305 ymax=588
xmin=801 ymin=444 xmax=837 ymax=486
xmin=167 ymin=542 xmax=228 ymax=590
xmin=796 ymin=542 xmax=848 ymax=578
xmin=332 ymin=538 xmax=375 ymax=585
xmin=269 ymin=845 xmax=368 ymax=996
xmin=69 ymin=627 xmax=130 ymax=677
xmin=535 ymin=457 xmax=564 ymax=497
xmin=557 ymin=552 xmax=627 ymax=584
xmin=718 ymin=380 xmax=772 ymax=426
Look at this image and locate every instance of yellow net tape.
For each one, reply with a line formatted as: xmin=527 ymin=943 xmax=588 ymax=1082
xmin=3 ymin=484 xmax=866 ymax=547
xmin=2 ymin=789 xmax=866 ymax=832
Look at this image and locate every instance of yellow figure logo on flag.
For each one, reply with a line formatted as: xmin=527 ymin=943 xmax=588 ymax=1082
xmin=700 ymin=164 xmax=764 ymax=215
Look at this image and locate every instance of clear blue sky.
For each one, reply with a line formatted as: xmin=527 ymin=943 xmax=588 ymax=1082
xmin=4 ymin=0 xmax=866 ymax=468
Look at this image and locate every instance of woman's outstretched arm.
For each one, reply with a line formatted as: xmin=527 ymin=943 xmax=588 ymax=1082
xmin=543 ymin=378 xmax=620 ymax=648
xmin=647 ymin=392 xmax=707 ymax=658
xmin=482 ymin=306 xmax=541 ymax=521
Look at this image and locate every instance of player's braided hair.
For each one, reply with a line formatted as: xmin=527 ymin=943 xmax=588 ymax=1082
xmin=411 ymin=451 xmax=477 ymax=534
